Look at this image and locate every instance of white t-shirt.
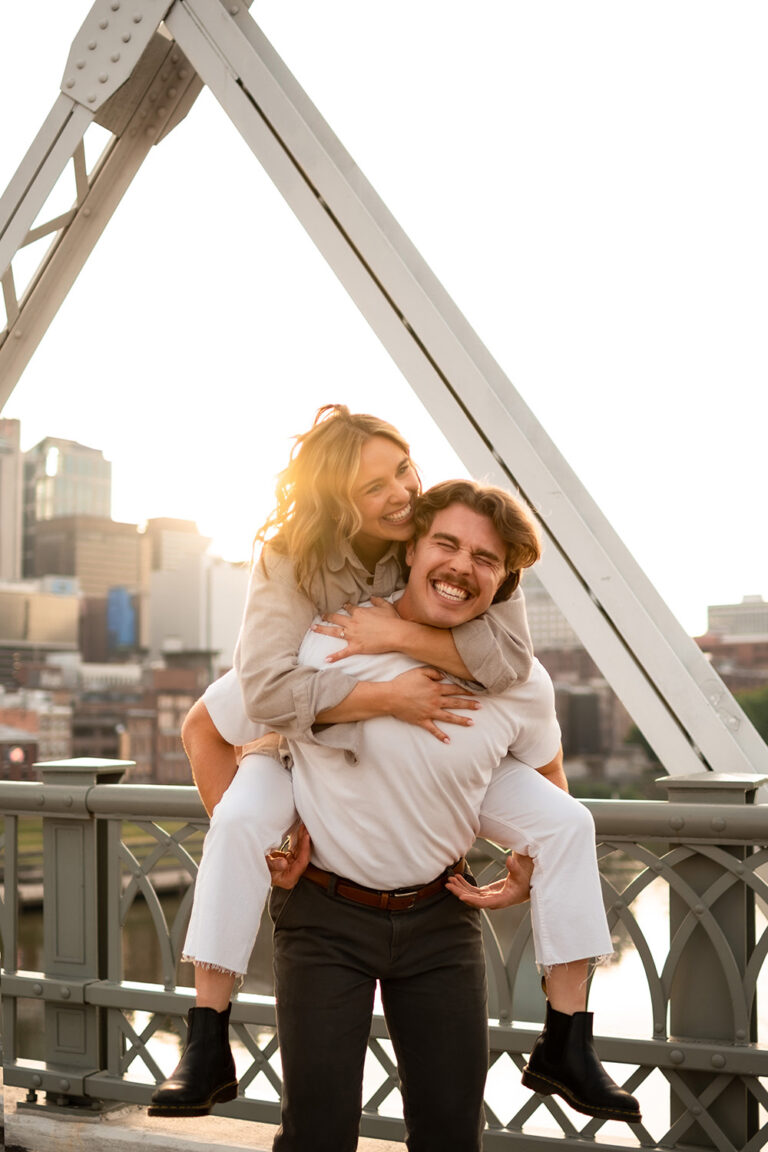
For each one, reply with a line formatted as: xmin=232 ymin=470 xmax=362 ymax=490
xmin=203 ymin=601 xmax=560 ymax=890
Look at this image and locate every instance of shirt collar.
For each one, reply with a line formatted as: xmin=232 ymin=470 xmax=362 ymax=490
xmin=326 ymin=537 xmax=405 ymax=575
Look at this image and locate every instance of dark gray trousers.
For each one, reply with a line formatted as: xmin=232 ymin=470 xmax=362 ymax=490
xmin=270 ymin=876 xmax=488 ymax=1152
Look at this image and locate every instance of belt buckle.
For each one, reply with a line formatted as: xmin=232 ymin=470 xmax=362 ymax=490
xmin=390 ymin=887 xmax=419 ymax=911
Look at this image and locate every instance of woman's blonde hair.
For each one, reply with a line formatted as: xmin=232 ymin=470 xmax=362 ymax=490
xmin=256 ymin=404 xmax=416 ymax=597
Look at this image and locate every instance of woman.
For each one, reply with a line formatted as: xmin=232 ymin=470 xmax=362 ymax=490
xmin=149 ymin=406 xmax=622 ymax=1122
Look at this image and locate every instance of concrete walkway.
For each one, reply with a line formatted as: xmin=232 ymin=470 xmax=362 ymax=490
xmin=3 ymin=1081 xmax=406 ymax=1152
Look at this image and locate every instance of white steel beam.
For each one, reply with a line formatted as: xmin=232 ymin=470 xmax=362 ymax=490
xmin=0 ymin=0 xmax=200 ymax=407
xmin=164 ymin=0 xmax=768 ymax=778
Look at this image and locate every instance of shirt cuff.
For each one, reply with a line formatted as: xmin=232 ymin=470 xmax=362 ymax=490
xmin=291 ymin=668 xmax=361 ymax=746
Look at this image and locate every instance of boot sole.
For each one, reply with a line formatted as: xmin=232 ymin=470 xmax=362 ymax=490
xmin=148 ymin=1079 xmax=239 ymax=1117
xmin=521 ymin=1067 xmax=642 ymax=1125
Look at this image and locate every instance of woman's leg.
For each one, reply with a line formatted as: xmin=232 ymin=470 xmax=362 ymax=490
xmin=476 ymin=756 xmax=640 ymax=1123
xmin=181 ymin=699 xmax=238 ymax=818
xmin=150 ymin=752 xmax=297 ymax=1117
xmin=477 ymin=755 xmax=612 ymax=970
xmin=183 ymin=752 xmax=298 ymax=979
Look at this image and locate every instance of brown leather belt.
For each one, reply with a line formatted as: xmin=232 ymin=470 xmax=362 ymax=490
xmin=303 ymin=859 xmax=466 ymax=912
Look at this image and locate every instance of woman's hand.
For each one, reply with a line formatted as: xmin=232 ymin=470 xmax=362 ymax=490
xmin=314 ymin=598 xmax=402 ymax=662
xmin=445 ymin=852 xmax=534 ymax=908
xmin=386 ymin=666 xmax=479 ymax=743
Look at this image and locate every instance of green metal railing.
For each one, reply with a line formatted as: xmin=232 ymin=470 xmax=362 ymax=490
xmin=1 ymin=759 xmax=767 ymax=1151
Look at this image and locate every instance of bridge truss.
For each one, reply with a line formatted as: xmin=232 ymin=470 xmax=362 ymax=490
xmin=1 ymin=0 xmax=766 ymax=780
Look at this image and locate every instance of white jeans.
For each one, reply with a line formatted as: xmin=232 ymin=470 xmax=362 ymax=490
xmin=182 ymin=753 xmax=612 ymax=977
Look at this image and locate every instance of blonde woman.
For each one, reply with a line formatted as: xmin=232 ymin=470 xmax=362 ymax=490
xmin=150 ymin=405 xmax=536 ymax=1117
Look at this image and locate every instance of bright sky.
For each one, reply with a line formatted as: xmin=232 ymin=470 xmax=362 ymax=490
xmin=1 ymin=2 xmax=766 ymax=637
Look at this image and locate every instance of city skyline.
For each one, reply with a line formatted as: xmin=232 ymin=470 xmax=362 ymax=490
xmin=1 ymin=2 xmax=766 ymax=637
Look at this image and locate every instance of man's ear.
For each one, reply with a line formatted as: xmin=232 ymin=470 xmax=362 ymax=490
xmin=405 ymin=539 xmax=415 ymax=567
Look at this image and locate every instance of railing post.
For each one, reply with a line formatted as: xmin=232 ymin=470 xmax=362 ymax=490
xmin=657 ymin=771 xmax=767 ymax=1150
xmin=33 ymin=758 xmax=129 ymax=1111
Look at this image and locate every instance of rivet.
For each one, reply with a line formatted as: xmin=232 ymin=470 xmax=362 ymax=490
xmin=669 ymin=816 xmax=684 ymax=831
xmin=60 ymin=986 xmax=71 ymax=999
xmin=133 ymin=13 xmax=143 ymax=22
xmin=149 ymin=91 xmax=157 ymax=101
xmin=161 ymin=70 xmax=170 ymax=81
xmin=229 ymin=4 xmax=240 ymax=12
xmin=82 ymin=207 xmax=92 ymax=217
xmin=145 ymin=127 xmax=155 ymax=136
xmin=88 ymin=40 xmax=97 ymax=50
xmin=87 ymin=94 xmax=97 ymax=103
xmin=158 ymin=106 xmax=167 ymax=116
xmin=59 ymin=1079 xmax=71 ymax=1092
xmin=122 ymin=32 xmax=132 ymax=42
xmin=694 ymin=904 xmax=705 ymax=916
xmin=735 ymin=862 xmax=744 ymax=874
xmin=111 ymin=53 xmax=121 ymax=62
xmin=99 ymin=19 xmax=109 ymax=29
xmin=670 ymin=1049 xmax=685 ymax=1065
xmin=64 ymin=795 xmax=73 ymax=807
xmin=651 ymin=860 xmax=661 ymax=872
xmin=167 ymin=87 xmax=177 ymax=98
xmin=65 ymin=78 xmax=76 ymax=89
xmin=612 ymin=901 xmax=623 ymax=912
xmin=736 ymin=1028 xmax=747 ymax=1040
xmin=32 ymin=1074 xmax=43 ymax=1087
xmin=691 ymin=1104 xmax=701 ymax=1116
xmin=33 ymin=983 xmax=43 ymax=995
xmin=111 ymin=1 xmax=121 ymax=8
xmin=711 ymin=1054 xmax=725 ymax=1069
xmin=76 ymin=59 xmax=86 ymax=70
xmin=711 ymin=817 xmax=726 ymax=832
xmin=179 ymin=68 xmax=189 ymax=79
xmin=654 ymin=1022 xmax=664 ymax=1034
xmin=99 ymin=73 xmax=109 ymax=84
xmin=170 ymin=53 xmax=179 ymax=64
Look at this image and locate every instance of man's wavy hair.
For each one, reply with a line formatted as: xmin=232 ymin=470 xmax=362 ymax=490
xmin=255 ymin=404 xmax=419 ymax=598
xmin=410 ymin=479 xmax=541 ymax=602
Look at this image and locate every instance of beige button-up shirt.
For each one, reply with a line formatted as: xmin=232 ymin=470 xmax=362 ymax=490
xmin=233 ymin=540 xmax=533 ymax=745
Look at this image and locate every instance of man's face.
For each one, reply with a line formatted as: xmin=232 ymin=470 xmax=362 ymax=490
xmin=398 ymin=504 xmax=508 ymax=628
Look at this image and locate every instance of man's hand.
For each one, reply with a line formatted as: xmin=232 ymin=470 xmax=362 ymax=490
xmin=445 ymin=852 xmax=534 ymax=908
xmin=266 ymin=823 xmax=312 ymax=890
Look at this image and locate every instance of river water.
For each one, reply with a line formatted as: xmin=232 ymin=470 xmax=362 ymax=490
xmin=10 ymin=858 xmax=768 ymax=1142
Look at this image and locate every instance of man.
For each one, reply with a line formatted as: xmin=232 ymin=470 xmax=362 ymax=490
xmin=152 ymin=481 xmax=640 ymax=1140
xmin=267 ymin=480 xmax=639 ymax=1149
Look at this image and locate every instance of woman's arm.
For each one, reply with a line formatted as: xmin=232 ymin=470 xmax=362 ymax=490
xmin=316 ymin=666 xmax=479 ymax=743
xmin=320 ymin=584 xmax=534 ymax=691
xmin=234 ymin=548 xmax=475 ymax=742
xmin=234 ymin=549 xmax=363 ymax=739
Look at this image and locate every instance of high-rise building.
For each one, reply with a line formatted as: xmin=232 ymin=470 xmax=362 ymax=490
xmin=23 ymin=437 xmax=112 ymax=577
xmin=0 ymin=418 xmax=23 ymax=582
xmin=144 ymin=518 xmax=211 ymax=572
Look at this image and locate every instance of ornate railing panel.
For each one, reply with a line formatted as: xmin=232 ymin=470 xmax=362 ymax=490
xmin=1 ymin=759 xmax=767 ymax=1151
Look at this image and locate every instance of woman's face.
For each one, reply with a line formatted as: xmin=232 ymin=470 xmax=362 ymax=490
xmin=351 ymin=435 xmax=419 ymax=556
